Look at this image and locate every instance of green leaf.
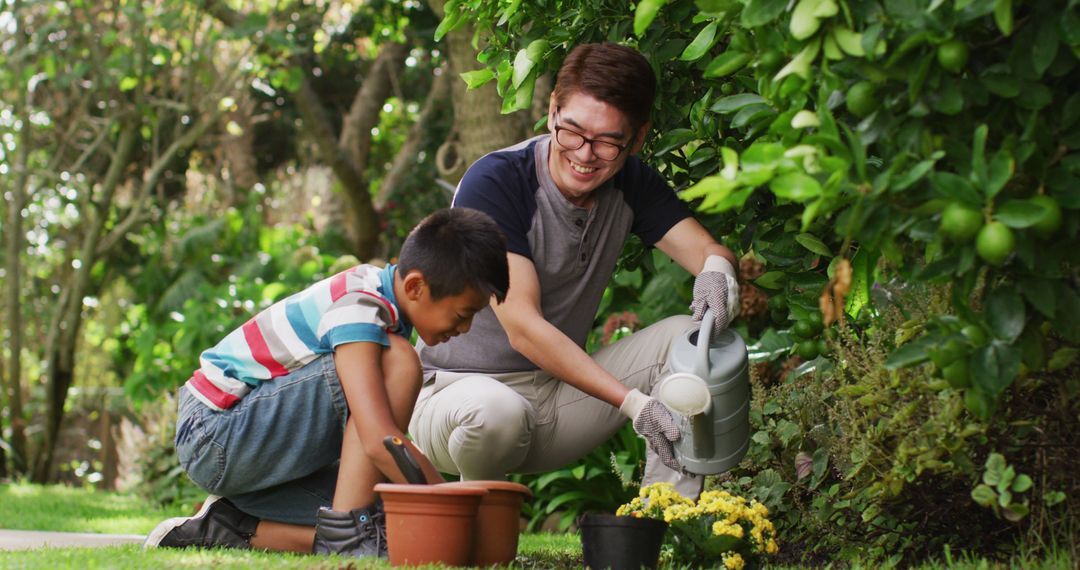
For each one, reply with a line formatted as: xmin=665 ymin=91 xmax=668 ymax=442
xmin=119 ymin=76 xmax=139 ymax=91
xmin=984 ymin=453 xmax=1006 ymax=486
xmin=525 ymin=39 xmax=549 ymax=62
xmin=771 ymin=172 xmax=822 ymax=202
xmin=929 ymin=172 xmax=982 ymax=206
xmin=1032 ymin=16 xmax=1060 ymax=77
xmin=1012 ymin=474 xmax=1033 ymax=493
xmin=681 ymin=21 xmax=719 ymax=61
xmin=459 ymin=68 xmax=495 ymax=90
xmin=795 ymin=233 xmax=832 ymax=256
xmin=433 ymin=1 xmax=463 ymax=42
xmin=972 ymin=341 xmax=1021 ymax=395
xmin=996 ymin=200 xmax=1047 ymax=228
xmin=885 ymin=337 xmax=934 ymax=369
xmin=1048 ymin=347 xmax=1078 ymax=371
xmin=754 ymin=271 xmax=787 ymax=289
xmin=652 ymin=128 xmax=698 ymax=157
xmin=986 ymin=286 xmax=1026 ymax=342
xmin=741 ymin=0 xmax=787 ymax=27
xmin=986 ymin=150 xmax=1014 ymax=198
xmin=512 ymin=48 xmax=535 ymax=89
xmin=635 ymin=0 xmax=667 ymax=37
xmin=703 ymin=51 xmax=752 ymax=77
xmin=1020 ymin=277 xmax=1056 ymax=319
xmin=710 ymin=93 xmax=767 ymax=113
xmin=994 ymin=0 xmax=1014 ymax=36
xmin=971 ymin=484 xmax=997 ymax=506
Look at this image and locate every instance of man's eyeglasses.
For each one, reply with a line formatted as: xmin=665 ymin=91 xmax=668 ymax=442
xmin=552 ymin=108 xmax=629 ymax=162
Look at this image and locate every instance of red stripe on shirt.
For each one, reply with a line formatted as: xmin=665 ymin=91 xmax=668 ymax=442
xmin=330 ymin=271 xmax=348 ymax=302
xmin=357 ymin=291 xmax=397 ymax=329
xmin=189 ymin=371 xmax=241 ymax=409
xmin=242 ymin=319 xmax=289 ymax=377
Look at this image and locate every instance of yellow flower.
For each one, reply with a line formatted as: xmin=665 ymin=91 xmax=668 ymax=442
xmin=712 ymin=520 xmax=745 ymax=539
xmin=722 ymin=552 xmax=745 ymax=570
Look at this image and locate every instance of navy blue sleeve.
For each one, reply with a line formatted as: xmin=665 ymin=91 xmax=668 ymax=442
xmin=616 ymin=156 xmax=692 ymax=246
xmin=451 ymin=145 xmax=537 ymax=260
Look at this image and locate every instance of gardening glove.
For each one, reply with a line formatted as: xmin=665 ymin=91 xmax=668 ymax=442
xmin=690 ymin=255 xmax=740 ymax=338
xmin=620 ymin=389 xmax=684 ymax=472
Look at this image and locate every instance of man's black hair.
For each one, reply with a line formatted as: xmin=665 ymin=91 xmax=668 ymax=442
xmin=397 ymin=207 xmax=509 ymax=303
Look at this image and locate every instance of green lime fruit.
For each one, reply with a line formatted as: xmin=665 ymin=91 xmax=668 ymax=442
xmin=943 ymin=359 xmax=971 ymax=389
xmin=798 ymin=339 xmax=820 ymax=360
xmin=940 ymin=202 xmax=984 ymax=242
xmin=758 ymin=49 xmax=784 ymax=72
xmin=1030 ymin=195 xmax=1063 ymax=238
xmin=771 ymin=308 xmax=788 ymax=323
xmin=976 ymin=221 xmax=1016 ymax=266
xmin=808 ymin=311 xmax=824 ymax=333
xmin=937 ymin=39 xmax=970 ymax=73
xmin=961 ymin=324 xmax=988 ymax=346
xmin=793 ymin=320 xmax=815 ymax=339
xmin=846 ymin=81 xmax=880 ymax=118
xmin=767 ymin=295 xmax=788 ymax=311
xmin=816 ymin=338 xmax=830 ymax=357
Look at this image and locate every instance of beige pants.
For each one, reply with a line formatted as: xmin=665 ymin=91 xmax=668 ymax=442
xmin=408 ymin=315 xmax=705 ymax=498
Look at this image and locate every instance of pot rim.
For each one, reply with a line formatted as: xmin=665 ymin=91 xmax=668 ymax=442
xmin=374 ymin=482 xmax=488 ymax=497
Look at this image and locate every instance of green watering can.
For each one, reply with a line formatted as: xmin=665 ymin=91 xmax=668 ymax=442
xmin=655 ymin=309 xmax=750 ymax=475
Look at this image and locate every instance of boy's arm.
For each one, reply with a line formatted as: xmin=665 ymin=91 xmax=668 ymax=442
xmin=333 ymin=341 xmax=442 ymax=484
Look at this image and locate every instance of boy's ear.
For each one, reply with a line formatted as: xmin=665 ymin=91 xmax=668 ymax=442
xmin=402 ymin=270 xmax=426 ymax=300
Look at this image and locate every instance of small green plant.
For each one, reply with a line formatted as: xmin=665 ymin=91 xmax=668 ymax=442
xmin=970 ymin=453 xmax=1033 ymax=522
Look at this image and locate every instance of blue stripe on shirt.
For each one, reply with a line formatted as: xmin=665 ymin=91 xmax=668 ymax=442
xmin=327 ymin=322 xmax=389 ymax=348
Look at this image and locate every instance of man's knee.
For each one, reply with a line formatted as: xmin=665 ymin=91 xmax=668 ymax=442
xmin=412 ymin=376 xmax=535 ymax=476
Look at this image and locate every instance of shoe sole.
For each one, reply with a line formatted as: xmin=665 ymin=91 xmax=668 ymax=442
xmin=143 ymin=495 xmax=223 ymax=549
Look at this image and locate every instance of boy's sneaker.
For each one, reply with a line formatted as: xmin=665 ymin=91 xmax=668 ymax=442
xmin=144 ymin=495 xmax=259 ymax=549
xmin=312 ymin=504 xmax=388 ymax=558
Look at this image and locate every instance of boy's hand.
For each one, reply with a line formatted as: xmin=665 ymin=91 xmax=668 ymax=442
xmin=620 ymin=389 xmax=683 ymax=472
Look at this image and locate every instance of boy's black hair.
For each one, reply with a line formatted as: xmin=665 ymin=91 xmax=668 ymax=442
xmin=397 ymin=208 xmax=509 ymax=303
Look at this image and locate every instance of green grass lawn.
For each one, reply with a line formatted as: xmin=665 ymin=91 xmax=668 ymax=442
xmin=0 ymin=483 xmax=1073 ymax=569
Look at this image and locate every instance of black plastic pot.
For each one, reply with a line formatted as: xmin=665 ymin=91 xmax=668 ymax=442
xmin=579 ymin=513 xmax=668 ymax=570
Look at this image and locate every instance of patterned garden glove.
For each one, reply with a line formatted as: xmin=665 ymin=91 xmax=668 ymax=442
xmin=620 ymin=389 xmax=683 ymax=472
xmin=690 ymin=255 xmax=740 ymax=338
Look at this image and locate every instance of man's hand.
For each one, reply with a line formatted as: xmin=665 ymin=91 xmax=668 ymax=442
xmin=620 ymin=389 xmax=683 ymax=472
xmin=690 ymin=255 xmax=740 ymax=337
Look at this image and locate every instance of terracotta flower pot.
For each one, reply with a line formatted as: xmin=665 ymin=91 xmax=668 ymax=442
xmin=439 ymin=480 xmax=533 ymax=566
xmin=579 ymin=512 xmax=668 ymax=570
xmin=374 ymin=482 xmax=487 ymax=567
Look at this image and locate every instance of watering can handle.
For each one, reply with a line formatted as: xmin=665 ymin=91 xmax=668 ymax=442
xmin=694 ymin=309 xmax=714 ymax=379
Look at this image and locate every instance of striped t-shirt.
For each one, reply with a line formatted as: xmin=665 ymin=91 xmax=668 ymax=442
xmin=185 ymin=263 xmax=412 ymax=411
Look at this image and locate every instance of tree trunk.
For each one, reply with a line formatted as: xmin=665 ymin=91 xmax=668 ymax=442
xmin=4 ymin=0 xmax=31 ymax=476
xmin=427 ymin=0 xmax=532 ymax=186
xmin=221 ymin=88 xmax=259 ymax=199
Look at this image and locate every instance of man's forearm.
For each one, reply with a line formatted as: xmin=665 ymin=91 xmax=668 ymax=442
xmin=504 ymin=316 xmax=629 ymax=408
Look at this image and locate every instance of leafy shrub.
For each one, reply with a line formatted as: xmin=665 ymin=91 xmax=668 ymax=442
xmin=439 ymin=0 xmax=1080 ymax=561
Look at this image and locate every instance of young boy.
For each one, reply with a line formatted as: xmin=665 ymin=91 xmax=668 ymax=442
xmin=143 ymin=207 xmax=509 ymax=558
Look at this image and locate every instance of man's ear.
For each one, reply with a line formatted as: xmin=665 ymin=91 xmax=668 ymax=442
xmin=630 ymin=120 xmax=652 ymax=154
xmin=402 ymin=270 xmax=426 ymax=300
xmin=547 ymin=92 xmax=558 ymax=132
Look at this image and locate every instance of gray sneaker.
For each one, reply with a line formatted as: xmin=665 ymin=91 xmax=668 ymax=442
xmin=143 ymin=495 xmax=259 ymax=549
xmin=311 ymin=504 xmax=388 ymax=558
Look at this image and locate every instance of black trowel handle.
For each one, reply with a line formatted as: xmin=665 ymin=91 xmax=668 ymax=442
xmin=383 ymin=435 xmax=427 ymax=484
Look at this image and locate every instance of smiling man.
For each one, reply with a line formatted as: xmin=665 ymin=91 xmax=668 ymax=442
xmin=409 ymin=43 xmax=740 ymax=498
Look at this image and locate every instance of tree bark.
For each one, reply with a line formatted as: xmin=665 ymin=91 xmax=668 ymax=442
xmin=221 ymin=89 xmax=259 ymax=198
xmin=426 ymin=0 xmax=531 ymax=185
xmin=4 ymin=0 xmax=31 ymax=476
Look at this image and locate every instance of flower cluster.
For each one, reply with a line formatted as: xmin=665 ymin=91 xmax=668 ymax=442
xmin=617 ymin=483 xmax=779 ymax=569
